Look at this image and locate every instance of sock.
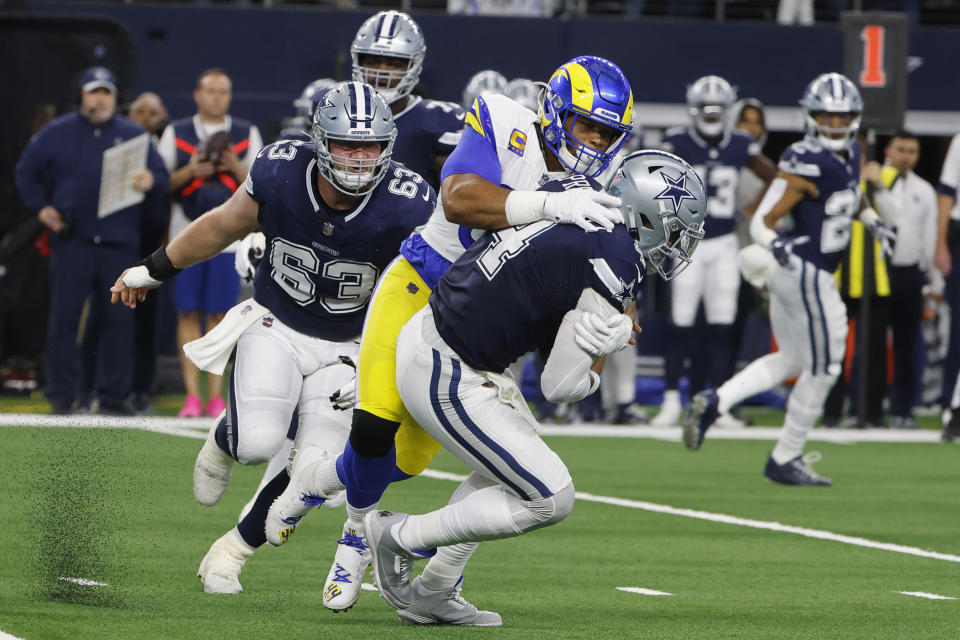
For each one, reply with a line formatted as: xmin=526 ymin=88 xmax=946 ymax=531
xmin=707 ymin=324 xmax=734 ymax=389
xmin=772 ymin=371 xmax=835 ymax=464
xmin=419 ymin=544 xmax=477 ymax=591
xmin=335 ymin=440 xmax=396 ymax=509
xmin=236 ymin=469 xmax=290 ymax=548
xmin=717 ymin=352 xmax=798 ymax=415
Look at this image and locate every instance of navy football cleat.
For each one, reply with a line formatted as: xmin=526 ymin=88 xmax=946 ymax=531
xmin=763 ymin=453 xmax=832 ymax=487
xmin=683 ymin=389 xmax=719 ymax=451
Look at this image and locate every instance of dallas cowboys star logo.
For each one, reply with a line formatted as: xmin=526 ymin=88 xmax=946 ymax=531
xmin=655 ymin=172 xmax=696 ymax=212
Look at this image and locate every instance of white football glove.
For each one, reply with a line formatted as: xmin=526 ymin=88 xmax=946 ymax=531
xmin=574 ymin=312 xmax=633 ymax=358
xmin=121 ymin=265 xmax=162 ymax=289
xmin=543 ymin=189 xmax=623 ymax=232
xmin=330 ymin=378 xmax=357 ymax=411
xmin=235 ymin=232 xmax=266 ymax=282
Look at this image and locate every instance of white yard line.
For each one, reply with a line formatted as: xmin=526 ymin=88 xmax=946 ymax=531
xmin=895 ymin=591 xmax=957 ymax=600
xmin=0 ymin=414 xmax=941 ymax=443
xmin=417 ymin=469 xmax=960 ymax=565
xmin=1 ymin=631 xmax=27 ymax=640
xmin=617 ymin=587 xmax=674 ymax=596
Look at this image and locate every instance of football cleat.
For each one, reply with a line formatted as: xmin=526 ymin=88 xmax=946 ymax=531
xmin=193 ymin=413 xmax=235 ymax=506
xmin=398 ymin=576 xmax=502 ymax=627
xmin=651 ymin=390 xmax=682 ymax=427
xmin=683 ymin=389 xmax=720 ymax=451
xmin=322 ymin=526 xmax=373 ymax=612
xmin=364 ymin=509 xmax=416 ymax=610
xmin=763 ymin=452 xmax=832 ymax=487
xmin=197 ymin=528 xmax=255 ymax=594
xmin=265 ymin=446 xmax=334 ymax=546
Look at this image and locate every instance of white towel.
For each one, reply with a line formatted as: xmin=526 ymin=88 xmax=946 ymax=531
xmin=183 ymin=298 xmax=269 ymax=375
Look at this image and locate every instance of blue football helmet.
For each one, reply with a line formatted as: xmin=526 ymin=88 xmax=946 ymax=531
xmin=312 ymin=81 xmax=397 ymax=196
xmin=800 ymin=72 xmax=863 ymax=153
xmin=539 ymin=56 xmax=633 ymax=178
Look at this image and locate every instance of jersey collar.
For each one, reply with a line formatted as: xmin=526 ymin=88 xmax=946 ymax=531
xmin=306 ymin=158 xmax=375 ymax=221
xmin=392 ymin=95 xmax=423 ymax=121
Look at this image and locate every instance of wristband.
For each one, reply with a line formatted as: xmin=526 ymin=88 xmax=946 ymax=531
xmin=751 ymin=224 xmax=778 ymax=248
xmin=859 ymin=207 xmax=880 ymax=227
xmin=504 ymin=190 xmax=547 ymax=226
xmin=139 ymin=245 xmax=182 ymax=281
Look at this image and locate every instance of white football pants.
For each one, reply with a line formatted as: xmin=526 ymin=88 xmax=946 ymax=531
xmin=671 ymin=233 xmax=741 ymax=327
xmin=225 ymin=313 xmax=355 ymax=465
xmin=396 ymin=307 xmax=572 ymax=501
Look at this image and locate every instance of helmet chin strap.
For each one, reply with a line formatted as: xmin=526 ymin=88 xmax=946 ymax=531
xmin=696 ymin=118 xmax=724 ymax=138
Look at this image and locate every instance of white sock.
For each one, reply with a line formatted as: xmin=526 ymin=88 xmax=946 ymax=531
xmin=346 ymin=505 xmax=374 ymax=537
xmin=397 ymin=485 xmax=524 ymax=551
xmin=772 ymin=370 xmax=835 ymax=464
xmin=718 ymin=352 xmax=798 ymax=414
xmin=419 ymin=544 xmax=477 ymax=591
xmin=306 ymin=456 xmax=346 ymax=498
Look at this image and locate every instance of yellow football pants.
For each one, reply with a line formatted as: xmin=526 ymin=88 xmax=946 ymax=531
xmin=358 ymin=257 xmax=442 ymax=476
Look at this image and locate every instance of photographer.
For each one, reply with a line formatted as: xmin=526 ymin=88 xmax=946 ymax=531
xmin=156 ymin=68 xmax=261 ymax=418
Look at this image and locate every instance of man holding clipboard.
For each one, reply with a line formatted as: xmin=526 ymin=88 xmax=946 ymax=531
xmin=15 ymin=66 xmax=168 ymax=415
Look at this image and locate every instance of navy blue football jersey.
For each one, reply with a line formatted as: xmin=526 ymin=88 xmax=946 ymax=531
xmin=777 ymin=138 xmax=861 ymax=272
xmin=393 ymin=96 xmax=465 ymax=190
xmin=276 ymin=128 xmax=312 ymax=143
xmin=246 ymin=139 xmax=435 ymax=341
xmin=431 ymin=216 xmax=644 ymax=373
xmin=662 ymin=128 xmax=758 ymax=239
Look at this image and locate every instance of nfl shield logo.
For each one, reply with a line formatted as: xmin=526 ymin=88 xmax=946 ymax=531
xmin=323 ymin=222 xmax=335 ymax=236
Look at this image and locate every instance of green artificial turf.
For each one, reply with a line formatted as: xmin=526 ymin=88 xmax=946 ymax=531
xmin=0 ymin=426 xmax=957 ymax=639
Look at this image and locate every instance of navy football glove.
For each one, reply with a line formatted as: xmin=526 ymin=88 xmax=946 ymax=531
xmin=770 ymin=235 xmax=810 ymax=268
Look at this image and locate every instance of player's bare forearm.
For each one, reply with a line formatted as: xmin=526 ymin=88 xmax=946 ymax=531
xmin=937 ymin=194 xmax=955 ymax=251
xmin=166 ymin=188 xmax=260 ymax=268
xmin=763 ymin=172 xmax=814 ymax=228
xmin=440 ymin=173 xmax=510 ymax=230
xmin=747 ymin=154 xmax=778 ymax=184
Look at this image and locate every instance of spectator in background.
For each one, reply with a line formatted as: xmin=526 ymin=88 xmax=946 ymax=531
xmin=882 ymin=132 xmax=938 ymax=429
xmin=128 ymin=92 xmax=169 ymax=141
xmin=934 ymin=132 xmax=960 ymax=443
xmin=777 ymin=0 xmax=814 ymax=25
xmin=127 ymin=90 xmax=172 ymax=414
xmin=448 ymin=0 xmax=556 ymax=16
xmin=14 ymin=67 xmax=168 ymax=414
xmin=158 ymin=68 xmax=262 ymax=418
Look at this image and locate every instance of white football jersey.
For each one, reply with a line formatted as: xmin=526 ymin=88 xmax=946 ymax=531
xmin=419 ymin=94 xmax=567 ymax=263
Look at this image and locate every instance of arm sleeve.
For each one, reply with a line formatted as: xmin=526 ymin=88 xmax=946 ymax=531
xmin=14 ymin=130 xmax=52 ymax=212
xmin=938 ymin=134 xmax=960 ymax=198
xmin=540 ymin=288 xmax=620 ymax=403
xmin=922 ymin=181 xmax=939 ymax=271
xmin=244 ymin=149 xmax=275 ymax=205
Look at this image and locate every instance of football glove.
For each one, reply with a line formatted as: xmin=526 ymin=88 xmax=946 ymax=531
xmin=574 ymin=312 xmax=633 ymax=358
xmin=329 ymin=355 xmax=358 ymax=411
xmin=235 ymin=232 xmax=266 ymax=282
xmin=770 ymin=235 xmax=810 ymax=268
xmin=868 ymin=219 xmax=897 ymax=258
xmin=543 ymin=189 xmax=623 ymax=232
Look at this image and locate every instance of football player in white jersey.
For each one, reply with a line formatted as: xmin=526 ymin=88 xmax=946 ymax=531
xmin=262 ymin=56 xmax=634 ymax=624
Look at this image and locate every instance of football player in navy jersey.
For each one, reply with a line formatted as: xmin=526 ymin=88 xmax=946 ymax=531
xmin=110 ymin=81 xmax=434 ymax=592
xmin=684 ymin=73 xmax=896 ymax=486
xmin=352 ymin=10 xmax=465 ymax=190
xmin=276 ymin=77 xmax=338 ymax=142
xmin=354 ymin=151 xmax=705 ymax=620
xmin=653 ymin=75 xmax=778 ymax=427
xmin=261 ymin=56 xmax=633 ymax=623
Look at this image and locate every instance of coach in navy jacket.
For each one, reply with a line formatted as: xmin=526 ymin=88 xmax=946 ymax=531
xmin=15 ymin=67 xmax=169 ymax=414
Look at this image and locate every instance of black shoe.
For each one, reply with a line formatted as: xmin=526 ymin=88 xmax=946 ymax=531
xmin=942 ymin=414 xmax=960 ymax=443
xmin=49 ymin=400 xmax=72 ymax=415
xmin=129 ymin=392 xmax=154 ymax=415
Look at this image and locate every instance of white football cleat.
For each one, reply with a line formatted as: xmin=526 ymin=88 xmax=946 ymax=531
xmin=322 ymin=525 xmax=373 ymax=612
xmin=197 ymin=528 xmax=255 ymax=594
xmin=193 ymin=412 xmax=235 ymax=506
xmin=651 ymin=390 xmax=682 ymax=426
xmin=265 ymin=446 xmax=336 ymax=546
xmin=398 ymin=576 xmax=502 ymax=626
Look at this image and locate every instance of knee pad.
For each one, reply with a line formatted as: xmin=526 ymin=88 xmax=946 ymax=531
xmin=349 ymin=409 xmax=401 ymax=458
xmin=517 ymin=482 xmax=576 ymax=533
xmin=235 ymin=423 xmax=288 ymax=465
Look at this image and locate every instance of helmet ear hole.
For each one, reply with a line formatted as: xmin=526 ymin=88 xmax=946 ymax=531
xmin=638 ymin=213 xmax=654 ymax=230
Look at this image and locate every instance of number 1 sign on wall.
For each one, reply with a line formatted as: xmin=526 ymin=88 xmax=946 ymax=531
xmin=860 ymin=25 xmax=887 ymax=88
